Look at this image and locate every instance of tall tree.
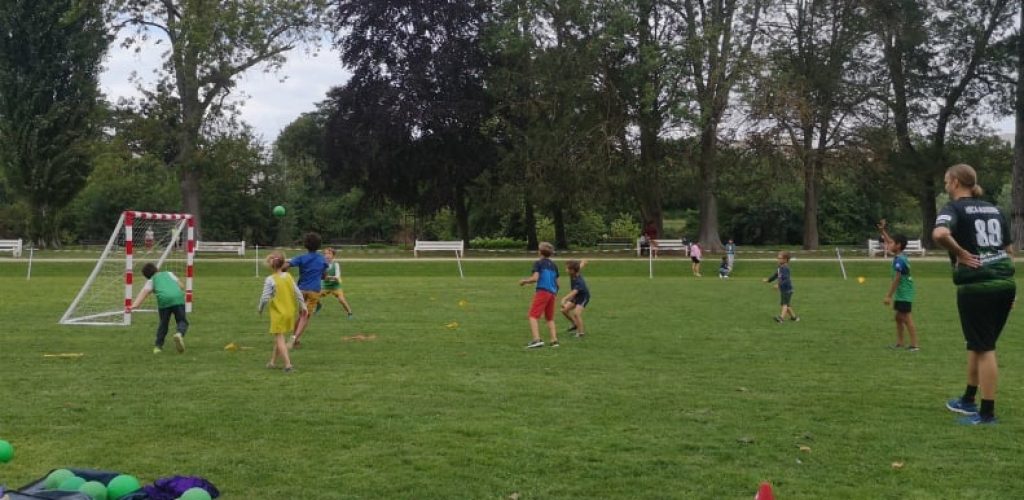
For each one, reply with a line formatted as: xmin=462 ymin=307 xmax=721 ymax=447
xmin=113 ymin=0 xmax=327 ymax=235
xmin=0 ymin=0 xmax=109 ymax=246
xmin=1013 ymin=0 xmax=1024 ymax=249
xmin=329 ymin=0 xmax=493 ymax=244
xmin=870 ymin=0 xmax=1015 ymax=246
xmin=757 ymin=0 xmax=868 ymax=249
xmin=676 ymin=0 xmax=768 ymax=251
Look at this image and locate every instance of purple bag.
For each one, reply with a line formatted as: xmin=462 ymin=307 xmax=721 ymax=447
xmin=142 ymin=476 xmax=220 ymax=500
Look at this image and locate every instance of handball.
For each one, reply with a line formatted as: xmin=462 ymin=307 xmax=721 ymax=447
xmin=272 ymin=205 xmax=286 ymax=217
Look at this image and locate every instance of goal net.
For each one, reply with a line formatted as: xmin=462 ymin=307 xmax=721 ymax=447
xmin=60 ymin=211 xmax=195 ymax=326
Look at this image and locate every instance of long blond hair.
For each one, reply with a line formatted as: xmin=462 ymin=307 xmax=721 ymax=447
xmin=265 ymin=251 xmax=286 ymax=271
xmin=946 ymin=164 xmax=984 ymax=197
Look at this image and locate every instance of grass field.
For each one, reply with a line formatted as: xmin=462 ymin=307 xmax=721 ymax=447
xmin=0 ymin=256 xmax=1022 ymax=499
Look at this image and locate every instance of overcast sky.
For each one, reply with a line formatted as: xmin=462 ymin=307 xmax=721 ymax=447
xmin=99 ymin=39 xmax=351 ymax=143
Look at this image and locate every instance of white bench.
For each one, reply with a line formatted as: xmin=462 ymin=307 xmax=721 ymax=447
xmin=637 ymin=238 xmax=689 ymax=257
xmin=868 ymin=238 xmax=925 ymax=257
xmin=196 ymin=240 xmax=245 ymax=256
xmin=0 ymin=238 xmax=23 ymax=257
xmin=414 ymin=240 xmax=465 ymax=278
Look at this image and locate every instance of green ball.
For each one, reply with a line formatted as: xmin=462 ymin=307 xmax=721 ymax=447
xmin=106 ymin=474 xmax=141 ymax=499
xmin=44 ymin=469 xmax=75 ymax=489
xmin=177 ymin=487 xmax=212 ymax=500
xmin=79 ymin=480 xmax=109 ymax=500
xmin=272 ymin=205 xmax=286 ymax=217
xmin=58 ymin=476 xmax=86 ymax=491
xmin=0 ymin=439 xmax=12 ymax=462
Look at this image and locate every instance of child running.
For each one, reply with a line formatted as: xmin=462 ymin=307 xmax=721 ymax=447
xmin=131 ymin=262 xmax=188 ymax=354
xmin=283 ymin=232 xmax=327 ymax=349
xmin=878 ymin=219 xmax=919 ymax=351
xmin=764 ymin=251 xmax=799 ymax=323
xmin=319 ymin=247 xmax=354 ymax=318
xmin=560 ymin=259 xmax=590 ymax=339
xmin=258 ymin=252 xmax=306 ymax=372
xmin=519 ymin=242 xmax=560 ymax=348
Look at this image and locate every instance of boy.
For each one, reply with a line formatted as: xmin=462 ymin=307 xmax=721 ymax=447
xmin=560 ymin=259 xmax=590 ymax=338
xmin=725 ymin=239 xmax=736 ymax=271
xmin=131 ymin=262 xmax=188 ymax=354
xmin=319 ymin=247 xmax=354 ymax=318
xmin=764 ymin=251 xmax=799 ymax=322
xmin=283 ymin=232 xmax=327 ymax=349
xmin=718 ymin=256 xmax=730 ymax=279
xmin=519 ymin=242 xmax=560 ymax=348
xmin=878 ymin=220 xmax=919 ymax=351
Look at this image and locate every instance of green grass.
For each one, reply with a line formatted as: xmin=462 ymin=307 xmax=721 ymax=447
xmin=1 ymin=258 xmax=1022 ymax=498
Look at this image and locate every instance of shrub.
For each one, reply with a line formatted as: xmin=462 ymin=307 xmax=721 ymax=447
xmin=608 ymin=213 xmax=639 ymax=238
xmin=470 ymin=236 xmax=527 ymax=249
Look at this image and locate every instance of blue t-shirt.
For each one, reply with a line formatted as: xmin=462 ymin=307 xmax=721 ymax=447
xmin=289 ymin=251 xmax=327 ymax=292
xmin=768 ymin=265 xmax=792 ymax=292
xmin=531 ymin=258 xmax=559 ymax=294
xmin=571 ymin=275 xmax=590 ymax=302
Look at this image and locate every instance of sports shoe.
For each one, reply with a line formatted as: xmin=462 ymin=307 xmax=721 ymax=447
xmin=567 ymin=324 xmax=578 ymax=332
xmin=573 ymin=332 xmax=586 ymax=339
xmin=791 ymin=316 xmax=800 ymax=322
xmin=774 ymin=316 xmax=784 ymax=323
xmin=347 ymin=313 xmax=354 ymax=320
xmin=550 ymin=340 xmax=560 ymax=348
xmin=887 ymin=344 xmax=904 ymax=350
xmin=958 ymin=414 xmax=996 ymax=425
xmin=525 ymin=339 xmax=545 ymax=349
xmin=946 ymin=398 xmax=978 ymax=415
xmin=152 ymin=347 xmax=162 ymax=354
xmin=907 ymin=346 xmax=920 ymax=352
xmin=283 ymin=366 xmax=294 ymax=373
xmin=172 ymin=332 xmax=185 ymax=353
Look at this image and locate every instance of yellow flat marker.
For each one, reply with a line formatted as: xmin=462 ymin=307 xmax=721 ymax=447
xmin=43 ymin=353 xmax=84 ymax=359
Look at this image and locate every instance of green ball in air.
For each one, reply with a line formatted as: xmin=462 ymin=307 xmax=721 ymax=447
xmin=272 ymin=205 xmax=286 ymax=217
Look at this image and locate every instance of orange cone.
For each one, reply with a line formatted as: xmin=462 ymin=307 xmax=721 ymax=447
xmin=755 ymin=482 xmax=774 ymax=500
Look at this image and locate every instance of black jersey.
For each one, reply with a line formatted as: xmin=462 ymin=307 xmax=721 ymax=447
xmin=934 ymin=198 xmax=1015 ymax=290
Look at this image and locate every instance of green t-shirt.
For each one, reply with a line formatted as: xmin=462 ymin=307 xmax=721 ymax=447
xmin=891 ymin=254 xmax=915 ymax=302
xmin=935 ymin=198 xmax=1015 ymax=293
xmin=321 ymin=261 xmax=342 ymax=290
xmin=150 ymin=271 xmax=185 ymax=309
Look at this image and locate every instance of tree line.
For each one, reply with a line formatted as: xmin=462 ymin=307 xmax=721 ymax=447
xmin=1 ymin=0 xmax=1022 ymax=251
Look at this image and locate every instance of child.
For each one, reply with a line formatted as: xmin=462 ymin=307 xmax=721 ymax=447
xmin=131 ymin=262 xmax=188 ymax=354
xmin=718 ymin=256 xmax=730 ymax=279
xmin=764 ymin=251 xmax=799 ymax=322
xmin=689 ymin=241 xmax=703 ymax=277
xmin=519 ymin=241 xmax=560 ymax=348
xmin=283 ymin=232 xmax=327 ymax=349
xmin=144 ymin=228 xmax=155 ymax=253
xmin=319 ymin=247 xmax=354 ymax=318
xmin=878 ymin=220 xmax=919 ymax=351
xmin=258 ymin=252 xmax=306 ymax=372
xmin=725 ymin=238 xmax=736 ymax=271
xmin=560 ymin=259 xmax=590 ymax=338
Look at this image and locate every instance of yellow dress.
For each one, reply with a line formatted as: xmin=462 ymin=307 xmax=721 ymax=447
xmin=269 ymin=272 xmax=299 ymax=335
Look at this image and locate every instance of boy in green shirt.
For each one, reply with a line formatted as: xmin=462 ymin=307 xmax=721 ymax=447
xmin=879 ymin=220 xmax=918 ymax=351
xmin=131 ymin=262 xmax=189 ymax=354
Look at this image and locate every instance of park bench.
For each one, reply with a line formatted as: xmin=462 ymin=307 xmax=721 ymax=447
xmin=0 ymin=238 xmax=23 ymax=257
xmin=196 ymin=240 xmax=245 ymax=256
xmin=637 ymin=238 xmax=689 ymax=257
xmin=868 ymin=238 xmax=925 ymax=257
xmin=597 ymin=237 xmax=634 ymax=250
xmin=414 ymin=240 xmax=465 ymax=278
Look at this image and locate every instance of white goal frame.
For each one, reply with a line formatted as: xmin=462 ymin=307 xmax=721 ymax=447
xmin=60 ymin=210 xmax=195 ymax=326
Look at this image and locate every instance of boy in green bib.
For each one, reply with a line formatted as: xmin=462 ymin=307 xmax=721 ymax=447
xmin=131 ymin=262 xmax=189 ymax=354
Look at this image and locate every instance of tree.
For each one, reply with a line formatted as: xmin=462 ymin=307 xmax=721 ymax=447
xmin=112 ymin=0 xmax=327 ymax=235
xmin=675 ymin=0 xmax=768 ymax=252
xmin=0 ymin=0 xmax=109 ymax=246
xmin=1013 ymin=0 xmax=1024 ymax=250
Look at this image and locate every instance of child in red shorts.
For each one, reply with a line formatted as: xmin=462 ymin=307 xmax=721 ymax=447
xmin=519 ymin=241 xmax=560 ymax=348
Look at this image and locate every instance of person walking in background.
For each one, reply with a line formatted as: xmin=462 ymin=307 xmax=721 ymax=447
xmin=934 ymin=164 xmax=1016 ymax=425
xmin=725 ymin=239 xmax=736 ymax=271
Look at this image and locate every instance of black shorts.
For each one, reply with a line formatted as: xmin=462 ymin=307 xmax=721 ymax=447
xmin=893 ymin=301 xmax=912 ymax=313
xmin=573 ymin=296 xmax=590 ymax=308
xmin=780 ymin=291 xmax=793 ymax=306
xmin=691 ymin=256 xmax=701 ymax=264
xmin=956 ymin=287 xmax=1016 ymax=352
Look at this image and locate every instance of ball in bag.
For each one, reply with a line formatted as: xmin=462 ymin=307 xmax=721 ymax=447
xmin=58 ymin=476 xmax=86 ymax=491
xmin=272 ymin=205 xmax=286 ymax=217
xmin=178 ymin=487 xmax=213 ymax=500
xmin=106 ymin=474 xmax=141 ymax=499
xmin=45 ymin=469 xmax=75 ymax=489
xmin=0 ymin=439 xmax=12 ymax=463
xmin=79 ymin=480 xmax=108 ymax=500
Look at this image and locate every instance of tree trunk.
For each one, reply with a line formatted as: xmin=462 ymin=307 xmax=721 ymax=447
xmin=802 ymin=159 xmax=819 ymax=250
xmin=697 ymin=126 xmax=724 ymax=252
xmin=524 ymin=195 xmax=538 ymax=251
xmin=918 ymin=181 xmax=938 ymax=247
xmin=1013 ymin=0 xmax=1024 ymax=250
xmin=553 ymin=205 xmax=568 ymax=250
xmin=453 ymin=183 xmax=470 ymax=247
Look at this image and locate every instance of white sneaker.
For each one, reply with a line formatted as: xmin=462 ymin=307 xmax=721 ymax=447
xmin=172 ymin=333 xmax=185 ymax=353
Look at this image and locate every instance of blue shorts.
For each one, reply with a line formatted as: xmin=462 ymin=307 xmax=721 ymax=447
xmin=573 ymin=295 xmax=590 ymax=308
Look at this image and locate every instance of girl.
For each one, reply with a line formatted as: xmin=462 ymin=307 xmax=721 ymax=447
xmin=258 ymin=252 xmax=306 ymax=372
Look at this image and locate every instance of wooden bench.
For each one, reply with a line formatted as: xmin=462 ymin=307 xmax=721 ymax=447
xmin=0 ymin=238 xmax=23 ymax=257
xmin=637 ymin=238 xmax=689 ymax=257
xmin=597 ymin=238 xmax=634 ymax=250
xmin=196 ymin=240 xmax=245 ymax=256
xmin=414 ymin=240 xmax=465 ymax=278
xmin=868 ymin=238 xmax=925 ymax=257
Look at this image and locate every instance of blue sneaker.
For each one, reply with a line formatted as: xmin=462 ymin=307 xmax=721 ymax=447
xmin=946 ymin=398 xmax=978 ymax=415
xmin=958 ymin=414 xmax=997 ymax=425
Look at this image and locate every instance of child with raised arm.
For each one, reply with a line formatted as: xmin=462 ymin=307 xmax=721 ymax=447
xmin=764 ymin=251 xmax=799 ymax=323
xmin=131 ymin=262 xmax=188 ymax=354
xmin=878 ymin=220 xmax=919 ymax=351
xmin=258 ymin=252 xmax=306 ymax=372
xmin=519 ymin=242 xmax=560 ymax=348
xmin=319 ymin=247 xmax=354 ymax=318
xmin=560 ymin=259 xmax=590 ymax=339
xmin=283 ymin=232 xmax=327 ymax=349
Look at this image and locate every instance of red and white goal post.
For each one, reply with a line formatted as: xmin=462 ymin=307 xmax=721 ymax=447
xmin=60 ymin=211 xmax=195 ymax=326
